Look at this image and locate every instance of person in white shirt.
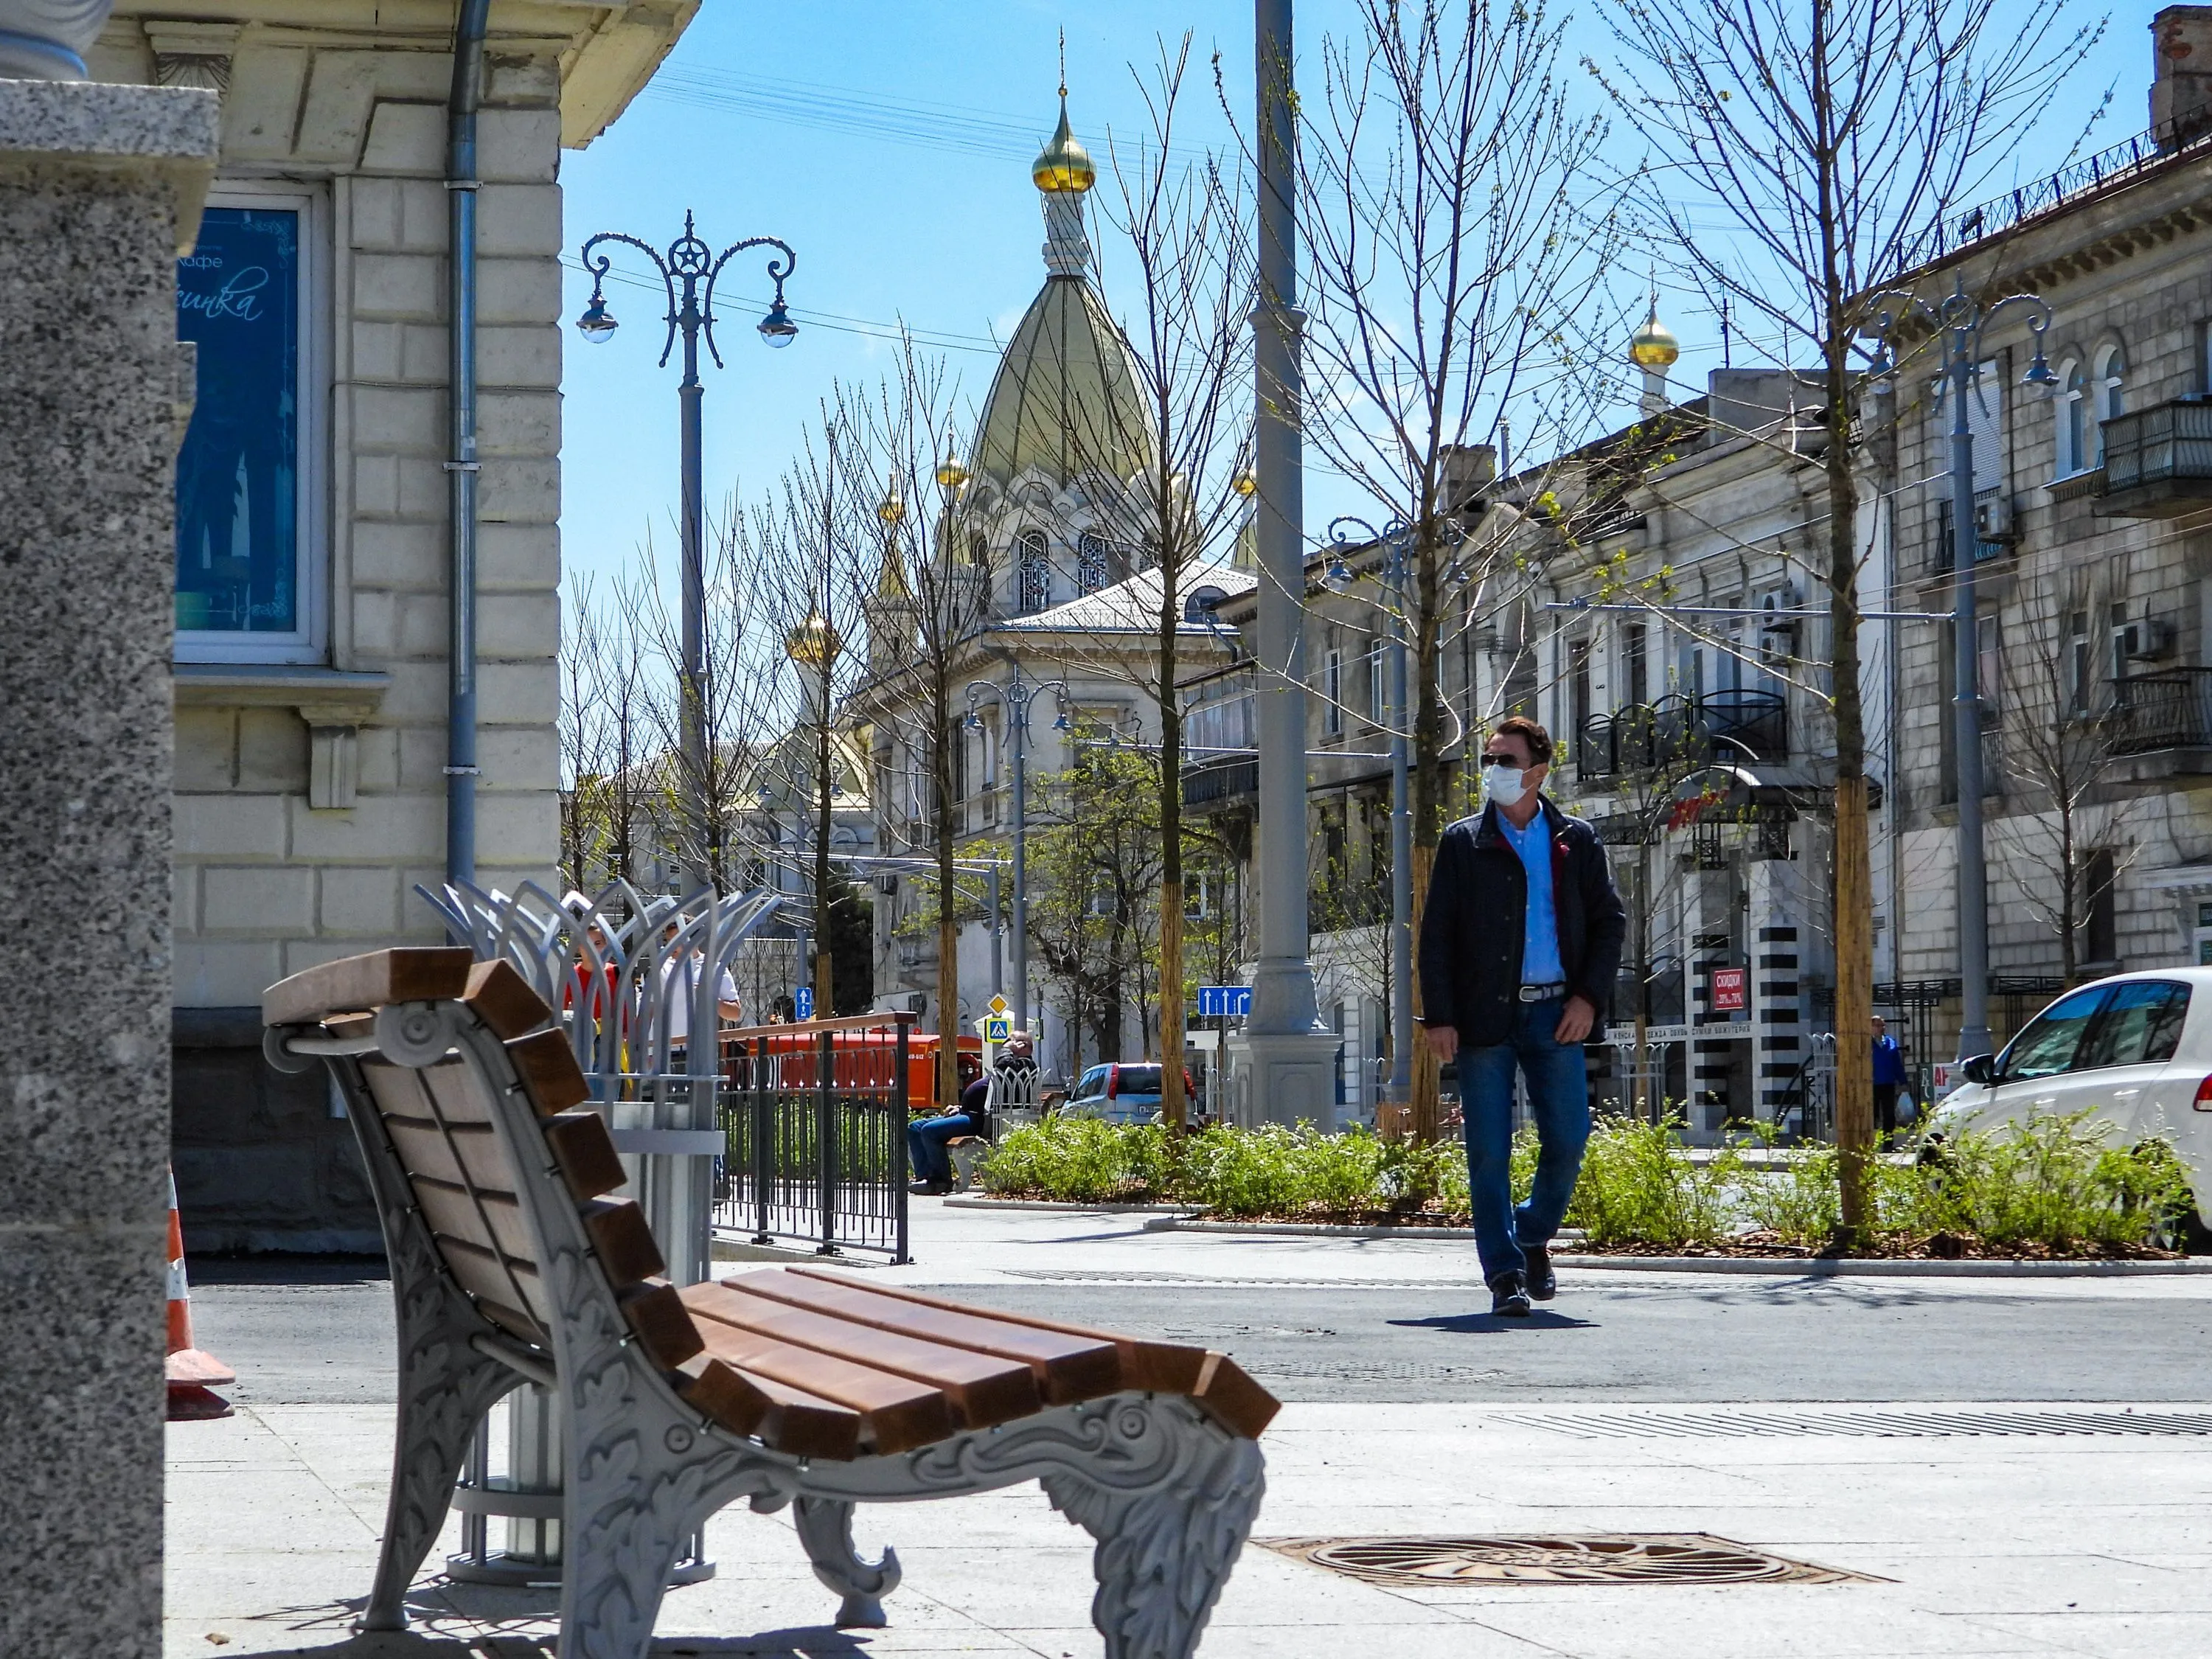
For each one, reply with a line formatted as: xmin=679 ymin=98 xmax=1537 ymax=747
xmin=656 ymin=921 xmax=742 ymax=1066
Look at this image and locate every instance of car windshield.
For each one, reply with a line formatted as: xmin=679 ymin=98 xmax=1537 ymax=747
xmin=1073 ymin=1065 xmax=1109 ymax=1099
xmin=1116 ymin=1065 xmax=1163 ymax=1093
xmin=2000 ymin=987 xmax=2112 ymax=1081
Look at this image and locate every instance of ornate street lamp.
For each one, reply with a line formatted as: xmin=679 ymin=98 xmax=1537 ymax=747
xmin=574 ymin=211 xmax=797 ymax=882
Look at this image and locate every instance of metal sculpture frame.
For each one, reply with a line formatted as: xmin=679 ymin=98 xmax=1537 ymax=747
xmin=266 ymin=995 xmax=1266 ymax=1659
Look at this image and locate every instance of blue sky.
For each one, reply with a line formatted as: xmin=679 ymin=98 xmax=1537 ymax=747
xmin=555 ymin=0 xmax=2157 ymax=597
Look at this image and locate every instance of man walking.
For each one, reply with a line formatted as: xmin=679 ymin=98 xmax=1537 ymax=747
xmin=1419 ymin=717 xmax=1625 ymax=1317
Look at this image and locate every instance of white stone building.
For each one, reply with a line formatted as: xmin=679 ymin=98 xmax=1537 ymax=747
xmin=88 ymin=1 xmax=695 ymax=1247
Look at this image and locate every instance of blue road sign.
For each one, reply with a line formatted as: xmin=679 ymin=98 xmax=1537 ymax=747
xmin=984 ymin=1017 xmax=1012 ymax=1042
xmin=1196 ymin=985 xmax=1253 ymax=1019
xmin=794 ymin=986 xmax=814 ymax=1019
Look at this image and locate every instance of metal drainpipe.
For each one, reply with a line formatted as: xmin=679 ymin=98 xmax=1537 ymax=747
xmin=444 ymin=0 xmax=490 ymax=884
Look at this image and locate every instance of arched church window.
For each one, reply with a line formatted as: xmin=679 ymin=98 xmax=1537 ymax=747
xmin=968 ymin=531 xmax=990 ymax=568
xmin=1018 ymin=529 xmax=1051 ymax=613
xmin=1077 ymin=532 xmax=1110 ymax=594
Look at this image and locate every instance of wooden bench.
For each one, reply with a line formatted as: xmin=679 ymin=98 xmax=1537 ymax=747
xmin=262 ymin=948 xmax=1275 ymax=1659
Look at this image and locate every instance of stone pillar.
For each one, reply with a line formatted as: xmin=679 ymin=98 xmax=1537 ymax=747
xmin=0 ymin=75 xmax=218 ymax=1659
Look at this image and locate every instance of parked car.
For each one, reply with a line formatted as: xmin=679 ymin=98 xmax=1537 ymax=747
xmin=1060 ymin=1062 xmax=1197 ymax=1126
xmin=1935 ymin=967 xmax=2212 ymax=1227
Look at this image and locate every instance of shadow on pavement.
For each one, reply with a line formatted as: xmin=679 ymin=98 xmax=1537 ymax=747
xmin=208 ymin=1596 xmax=871 ymax=1658
xmin=1388 ymin=1310 xmax=1599 ymax=1333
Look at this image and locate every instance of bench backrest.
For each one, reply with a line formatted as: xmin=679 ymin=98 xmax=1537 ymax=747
xmin=263 ymin=947 xmax=692 ymax=1356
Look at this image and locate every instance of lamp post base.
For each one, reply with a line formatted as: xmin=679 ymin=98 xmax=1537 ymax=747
xmin=1225 ymin=1026 xmax=1341 ymax=1131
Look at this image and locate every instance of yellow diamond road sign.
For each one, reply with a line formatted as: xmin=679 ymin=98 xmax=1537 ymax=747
xmin=988 ymin=994 xmax=1009 ymax=1016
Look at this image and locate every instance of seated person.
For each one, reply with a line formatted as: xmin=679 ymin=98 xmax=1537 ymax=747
xmin=908 ymin=1070 xmax=991 ymax=1196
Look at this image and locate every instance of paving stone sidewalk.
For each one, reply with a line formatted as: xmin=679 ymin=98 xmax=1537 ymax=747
xmin=167 ymin=1397 xmax=2212 ymax=1658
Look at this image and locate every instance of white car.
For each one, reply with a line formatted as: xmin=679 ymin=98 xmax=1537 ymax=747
xmin=1937 ymin=967 xmax=2212 ymax=1225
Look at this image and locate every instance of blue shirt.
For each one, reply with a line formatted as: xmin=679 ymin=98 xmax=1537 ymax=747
xmin=1499 ymin=806 xmax=1564 ymax=986
xmin=1872 ymin=1034 xmax=1910 ymax=1086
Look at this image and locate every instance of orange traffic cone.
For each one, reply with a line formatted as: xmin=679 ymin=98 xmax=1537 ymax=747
xmin=165 ymin=1170 xmax=235 ymax=1421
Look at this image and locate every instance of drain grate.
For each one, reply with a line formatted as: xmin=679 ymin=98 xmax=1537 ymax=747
xmin=1264 ymin=1533 xmax=1876 ymax=1586
xmin=1495 ymin=1405 xmax=2212 ymax=1440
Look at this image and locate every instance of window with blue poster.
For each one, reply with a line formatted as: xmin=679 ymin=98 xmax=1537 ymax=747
xmin=175 ymin=195 xmax=320 ymax=661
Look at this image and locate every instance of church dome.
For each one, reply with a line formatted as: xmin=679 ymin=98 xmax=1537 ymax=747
xmin=970 ymin=97 xmax=1150 ymax=488
xmin=970 ymin=276 xmax=1152 ymax=487
xmin=1032 ymin=96 xmax=1096 ymax=193
xmin=1629 ymin=302 xmax=1680 ymax=370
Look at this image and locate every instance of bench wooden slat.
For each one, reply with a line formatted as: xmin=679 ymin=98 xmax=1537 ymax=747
xmin=676 ymin=1354 xmax=863 ymax=1461
xmin=785 ymin=1268 xmax=1280 ymax=1439
xmin=382 ymin=1112 xmax=495 ymax=1193
xmin=731 ymin=1268 xmax=1122 ymax=1405
xmin=686 ymin=1281 xmax=1041 ymax=1430
xmin=264 ymin=947 xmax=476 ymax=1027
xmin=505 ymin=1028 xmax=590 ymax=1113
xmin=620 ymin=1279 xmax=704 ymax=1367
xmin=580 ymin=1199 xmax=664 ymax=1287
xmin=542 ymin=1110 xmax=627 ymax=1200
xmin=461 ymin=958 xmax=556 ymax=1040
xmin=684 ymin=1315 xmax=956 ymax=1455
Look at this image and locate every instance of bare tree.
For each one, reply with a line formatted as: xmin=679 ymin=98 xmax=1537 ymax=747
xmin=560 ymin=568 xmax=658 ymax=891
xmin=1297 ymin=0 xmax=1624 ymax=1141
xmin=845 ymin=338 xmax=989 ymax=1107
xmin=1592 ymin=0 xmax=2097 ymax=1236
xmin=1997 ymin=571 xmax=2130 ymax=985
xmin=1004 ymin=38 xmax=1260 ymax=1127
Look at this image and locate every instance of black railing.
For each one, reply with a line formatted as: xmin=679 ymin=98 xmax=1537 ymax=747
xmin=2099 ymin=399 xmax=2212 ymax=498
xmin=1576 ymin=689 xmax=1787 ymax=784
xmin=1900 ymin=120 xmax=2212 ymax=270
xmin=716 ymin=1012 xmax=915 ymax=1261
xmin=1927 ymin=495 xmax=2011 ymax=574
xmin=1183 ymin=757 xmax=1259 ymax=807
xmin=2109 ymin=667 xmax=2212 ymax=755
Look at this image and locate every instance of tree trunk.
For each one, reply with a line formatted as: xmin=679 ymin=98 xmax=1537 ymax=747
xmin=1826 ymin=352 xmax=1874 ymax=1239
xmin=934 ymin=698 xmax=960 ymax=1110
xmin=1410 ymin=519 xmax=1447 ymax=1141
xmin=1158 ymin=595 xmax=1187 ymax=1130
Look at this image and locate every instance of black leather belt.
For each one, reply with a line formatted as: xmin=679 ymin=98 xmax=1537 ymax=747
xmin=1517 ymin=983 xmax=1567 ymax=1002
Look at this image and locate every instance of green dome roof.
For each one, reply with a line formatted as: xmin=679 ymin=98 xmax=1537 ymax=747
xmin=970 ymin=275 xmax=1152 ymax=487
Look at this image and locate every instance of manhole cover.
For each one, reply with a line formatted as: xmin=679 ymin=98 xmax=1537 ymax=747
xmin=1262 ymin=1533 xmax=1877 ymax=1586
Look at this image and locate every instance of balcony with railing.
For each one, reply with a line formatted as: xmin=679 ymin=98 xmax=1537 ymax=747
xmin=1180 ymin=667 xmax=1259 ymax=810
xmin=2108 ymin=667 xmax=2212 ymax=764
xmin=1925 ymin=493 xmax=2014 ymax=574
xmin=1575 ymin=689 xmax=1787 ymax=785
xmin=2096 ymin=400 xmax=2212 ymax=518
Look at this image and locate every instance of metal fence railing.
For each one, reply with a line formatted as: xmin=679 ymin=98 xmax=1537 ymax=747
xmin=716 ymin=1012 xmax=917 ymax=1262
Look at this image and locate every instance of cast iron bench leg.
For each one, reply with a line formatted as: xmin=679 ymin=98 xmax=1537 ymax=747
xmin=795 ymin=1496 xmax=902 ymax=1627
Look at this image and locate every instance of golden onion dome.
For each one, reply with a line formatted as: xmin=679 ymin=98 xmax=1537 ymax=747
xmin=784 ymin=612 xmax=841 ymax=666
xmin=1032 ymin=95 xmax=1095 ymax=194
xmin=1629 ymin=302 xmax=1680 ymax=370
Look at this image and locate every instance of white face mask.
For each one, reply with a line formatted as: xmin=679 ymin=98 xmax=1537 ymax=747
xmin=1482 ymin=759 xmax=1531 ymax=810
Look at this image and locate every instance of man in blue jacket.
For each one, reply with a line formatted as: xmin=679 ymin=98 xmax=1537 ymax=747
xmin=1419 ymin=716 xmax=1627 ymax=1316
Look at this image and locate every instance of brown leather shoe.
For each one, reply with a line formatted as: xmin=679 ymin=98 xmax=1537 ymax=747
xmin=1523 ymin=1242 xmax=1557 ymax=1301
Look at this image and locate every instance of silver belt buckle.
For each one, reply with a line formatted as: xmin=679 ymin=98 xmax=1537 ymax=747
xmin=1518 ymin=983 xmax=1562 ymax=1003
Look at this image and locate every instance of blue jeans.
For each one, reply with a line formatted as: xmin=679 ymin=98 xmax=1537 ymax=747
xmin=908 ymin=1113 xmax=975 ymax=1185
xmin=1458 ymin=995 xmax=1591 ymax=1282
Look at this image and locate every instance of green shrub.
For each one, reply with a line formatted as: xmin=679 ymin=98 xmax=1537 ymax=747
xmin=1899 ymin=1113 xmax=2193 ymax=1253
xmin=1565 ymin=1113 xmax=1739 ymax=1249
xmin=973 ymin=1107 xmax=2195 ymax=1257
xmin=979 ymin=1119 xmax=1167 ymax=1203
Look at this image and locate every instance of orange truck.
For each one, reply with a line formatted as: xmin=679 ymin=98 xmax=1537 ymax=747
xmin=723 ymin=1024 xmax=981 ymax=1107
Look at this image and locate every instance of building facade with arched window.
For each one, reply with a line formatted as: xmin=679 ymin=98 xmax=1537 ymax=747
xmin=1877 ymin=12 xmax=2212 ymax=1062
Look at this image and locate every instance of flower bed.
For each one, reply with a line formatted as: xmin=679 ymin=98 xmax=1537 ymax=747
xmin=975 ymin=1110 xmax=2196 ymax=1259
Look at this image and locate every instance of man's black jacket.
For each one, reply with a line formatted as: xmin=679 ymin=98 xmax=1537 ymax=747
xmin=1418 ymin=797 xmax=1627 ymax=1047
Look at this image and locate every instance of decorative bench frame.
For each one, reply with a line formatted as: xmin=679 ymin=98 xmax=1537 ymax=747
xmin=263 ymin=949 xmax=1273 ymax=1659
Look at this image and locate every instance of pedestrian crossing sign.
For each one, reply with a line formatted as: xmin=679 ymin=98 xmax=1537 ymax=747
xmin=984 ymin=1016 xmax=1012 ymax=1042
